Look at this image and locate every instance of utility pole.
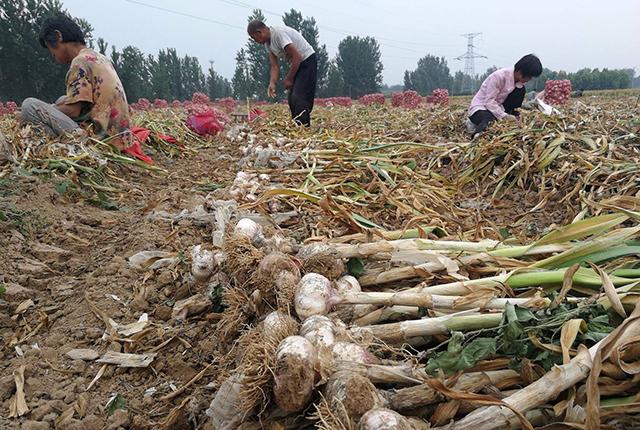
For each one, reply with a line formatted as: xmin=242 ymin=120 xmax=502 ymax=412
xmin=455 ymin=33 xmax=487 ymax=93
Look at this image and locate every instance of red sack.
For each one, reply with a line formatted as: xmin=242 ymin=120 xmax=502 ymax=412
xmin=123 ymin=140 xmax=153 ymax=164
xmin=131 ymin=126 xmax=151 ymax=143
xmin=249 ymin=108 xmax=266 ymax=121
xmin=130 ymin=126 xmax=178 ymax=145
xmin=125 ymin=126 xmax=178 ymax=164
xmin=157 ymin=133 xmax=178 ymax=144
xmin=543 ymin=80 xmax=572 ymax=105
xmin=431 ymin=88 xmax=449 ymax=105
xmin=186 ymin=113 xmax=223 ymax=136
xmin=391 ymin=91 xmax=422 ymax=109
xmin=359 ymin=93 xmax=386 ymax=106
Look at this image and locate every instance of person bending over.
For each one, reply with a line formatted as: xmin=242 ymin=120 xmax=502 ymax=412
xmin=467 ymin=54 xmax=542 ymax=136
xmin=248 ymin=20 xmax=317 ymax=127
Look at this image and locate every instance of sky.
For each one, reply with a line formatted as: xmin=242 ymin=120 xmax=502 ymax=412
xmin=60 ymin=0 xmax=640 ymax=85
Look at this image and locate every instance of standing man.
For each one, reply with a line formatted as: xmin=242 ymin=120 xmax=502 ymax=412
xmin=19 ymin=13 xmax=131 ymax=149
xmin=248 ymin=20 xmax=317 ymax=127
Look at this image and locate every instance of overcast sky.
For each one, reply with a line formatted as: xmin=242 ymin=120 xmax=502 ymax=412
xmin=61 ymin=0 xmax=640 ymax=85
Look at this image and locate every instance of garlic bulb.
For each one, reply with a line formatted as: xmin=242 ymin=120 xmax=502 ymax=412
xmin=273 ymin=336 xmax=317 ymax=413
xmin=263 ymin=311 xmax=295 ymax=337
xmin=335 ymin=275 xmax=362 ymax=293
xmin=324 ymin=371 xmax=384 ymax=421
xmin=234 ymin=218 xmax=264 ymax=245
xmin=300 ymin=315 xmax=336 ymax=349
xmin=358 ymin=408 xmax=413 ymax=430
xmin=331 ymin=342 xmax=373 ymax=365
xmin=294 ymin=273 xmax=334 ymax=319
xmin=191 ymin=244 xmax=216 ymax=281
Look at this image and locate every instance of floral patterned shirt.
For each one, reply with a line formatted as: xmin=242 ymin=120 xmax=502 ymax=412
xmin=65 ymin=48 xmax=131 ymax=145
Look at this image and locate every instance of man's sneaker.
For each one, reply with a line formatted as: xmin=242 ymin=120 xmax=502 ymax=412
xmin=464 ymin=118 xmax=476 ymax=135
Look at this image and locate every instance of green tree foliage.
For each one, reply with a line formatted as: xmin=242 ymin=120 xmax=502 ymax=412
xmin=112 ymin=46 xmax=211 ymax=102
xmin=527 ymin=67 xmax=632 ymax=92
xmin=575 ymin=68 xmax=631 ymax=90
xmin=140 ymin=48 xmax=209 ymax=101
xmin=96 ymin=37 xmax=108 ymax=55
xmin=148 ymin=54 xmax=171 ymax=100
xmin=111 ymin=46 xmax=151 ymax=102
xmin=181 ymin=55 xmax=206 ymax=98
xmin=403 ymin=55 xmax=452 ymax=95
xmin=451 ymin=71 xmax=466 ymax=95
xmin=322 ymin=60 xmax=344 ymax=97
xmin=336 ymin=36 xmax=383 ymax=98
xmin=207 ymin=66 xmax=232 ymax=99
xmin=243 ymin=9 xmax=272 ymax=100
xmin=0 ymin=0 xmax=93 ymax=102
xmin=232 ymin=49 xmax=251 ymax=100
xmin=159 ymin=49 xmax=184 ymax=100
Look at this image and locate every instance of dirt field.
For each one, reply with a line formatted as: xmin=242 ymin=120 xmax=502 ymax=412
xmin=1 ymin=94 xmax=639 ymax=429
xmin=0 ymin=143 xmax=239 ymax=429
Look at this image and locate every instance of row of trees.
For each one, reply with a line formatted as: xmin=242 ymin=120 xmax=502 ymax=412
xmin=0 ymin=1 xmax=386 ymax=103
xmin=230 ymin=9 xmax=384 ymax=100
xmin=0 ymin=1 xmax=636 ymax=103
xmin=403 ymin=55 xmax=635 ymax=96
xmin=527 ymin=68 xmax=635 ymax=92
xmin=106 ymin=44 xmax=232 ymax=103
xmin=0 ymin=0 xmax=94 ymax=101
xmin=0 ymin=0 xmax=231 ymax=102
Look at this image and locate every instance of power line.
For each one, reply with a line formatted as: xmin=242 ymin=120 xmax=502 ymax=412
xmin=123 ymin=0 xmax=243 ymax=29
xmin=217 ymin=0 xmax=282 ymax=18
xmin=122 ymin=0 xmax=457 ymax=61
xmin=297 ymin=0 xmax=451 ymax=43
xmin=215 ymin=0 xmax=455 ymax=53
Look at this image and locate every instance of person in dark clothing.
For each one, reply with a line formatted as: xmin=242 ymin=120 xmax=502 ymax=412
xmin=466 ymin=54 xmax=543 ymax=136
xmin=248 ymin=20 xmax=317 ymax=126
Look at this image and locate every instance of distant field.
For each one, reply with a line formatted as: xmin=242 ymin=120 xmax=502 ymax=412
xmin=583 ymin=88 xmax=640 ymax=98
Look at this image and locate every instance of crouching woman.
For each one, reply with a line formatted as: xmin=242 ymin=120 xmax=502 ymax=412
xmin=466 ymin=54 xmax=543 ymax=137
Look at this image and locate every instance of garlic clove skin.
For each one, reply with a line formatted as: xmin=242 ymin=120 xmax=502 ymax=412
xmin=331 ymin=341 xmax=373 ymax=365
xmin=300 ymin=315 xmax=336 ymax=349
xmin=335 ymin=275 xmax=362 ymax=293
xmin=190 ymin=244 xmax=216 ymax=281
xmin=357 ymin=408 xmax=413 ymax=430
xmin=206 ymin=374 xmax=245 ymax=429
xmin=234 ymin=218 xmax=265 ymax=245
xmin=273 ymin=336 xmax=317 ymax=413
xmin=295 ymin=273 xmax=334 ymax=319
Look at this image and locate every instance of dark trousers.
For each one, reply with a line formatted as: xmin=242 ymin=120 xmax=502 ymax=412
xmin=470 ymin=86 xmax=525 ymax=133
xmin=288 ymin=53 xmax=317 ymax=126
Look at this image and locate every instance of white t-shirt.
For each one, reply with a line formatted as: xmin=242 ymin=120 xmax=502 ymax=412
xmin=265 ymin=26 xmax=315 ymax=62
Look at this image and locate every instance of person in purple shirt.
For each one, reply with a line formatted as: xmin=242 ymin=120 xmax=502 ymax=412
xmin=466 ymin=54 xmax=543 ymax=137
